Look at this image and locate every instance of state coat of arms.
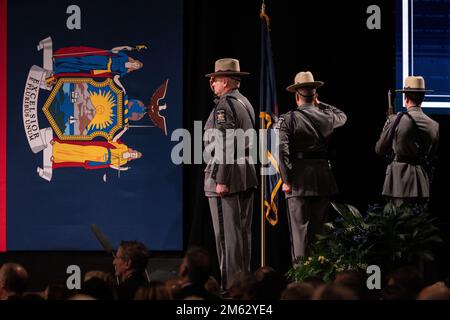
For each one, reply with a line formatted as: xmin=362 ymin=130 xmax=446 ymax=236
xmin=23 ymin=37 xmax=169 ymax=182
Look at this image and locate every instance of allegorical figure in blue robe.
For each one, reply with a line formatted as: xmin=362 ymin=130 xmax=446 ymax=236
xmin=51 ymin=45 xmax=144 ymax=79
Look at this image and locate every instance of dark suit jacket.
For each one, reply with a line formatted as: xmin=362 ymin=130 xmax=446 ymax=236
xmin=117 ymin=272 xmax=147 ymax=300
xmin=175 ymin=283 xmax=221 ymax=300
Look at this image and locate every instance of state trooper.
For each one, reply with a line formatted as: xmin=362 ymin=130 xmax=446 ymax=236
xmin=278 ymin=71 xmax=347 ymax=264
xmin=375 ymin=76 xmax=439 ymax=207
xmin=203 ymin=58 xmax=258 ymax=289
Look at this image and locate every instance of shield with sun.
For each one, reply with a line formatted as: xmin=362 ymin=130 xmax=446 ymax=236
xmin=42 ymin=77 xmax=124 ymax=141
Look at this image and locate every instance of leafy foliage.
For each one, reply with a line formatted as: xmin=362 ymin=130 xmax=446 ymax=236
xmin=286 ymin=203 xmax=443 ymax=282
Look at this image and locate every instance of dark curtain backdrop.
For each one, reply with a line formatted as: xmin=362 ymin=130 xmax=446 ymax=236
xmin=183 ymin=0 xmax=450 ymax=278
xmin=1 ymin=0 xmax=448 ymax=286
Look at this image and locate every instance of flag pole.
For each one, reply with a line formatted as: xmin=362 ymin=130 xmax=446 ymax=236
xmin=259 ymin=0 xmax=281 ymax=268
xmin=260 ymin=116 xmax=266 ymax=268
xmin=260 ymin=0 xmax=267 ymax=268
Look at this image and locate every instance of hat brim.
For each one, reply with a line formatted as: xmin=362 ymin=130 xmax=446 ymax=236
xmin=205 ymin=71 xmax=250 ymax=77
xmin=286 ymin=81 xmax=324 ymax=93
xmin=395 ymin=88 xmax=434 ymax=93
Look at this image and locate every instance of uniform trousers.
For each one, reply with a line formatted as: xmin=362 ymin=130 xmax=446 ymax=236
xmin=207 ymin=189 xmax=254 ymax=289
xmin=286 ymin=196 xmax=330 ymax=264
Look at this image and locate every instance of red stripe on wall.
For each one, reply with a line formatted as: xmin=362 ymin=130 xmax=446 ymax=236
xmin=0 ymin=0 xmax=7 ymax=252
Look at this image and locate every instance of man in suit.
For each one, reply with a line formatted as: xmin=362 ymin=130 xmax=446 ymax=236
xmin=176 ymin=246 xmax=221 ymax=300
xmin=278 ymin=71 xmax=347 ymax=264
xmin=112 ymin=240 xmax=149 ymax=300
xmin=204 ymin=58 xmax=258 ymax=289
xmin=375 ymin=76 xmax=439 ymax=207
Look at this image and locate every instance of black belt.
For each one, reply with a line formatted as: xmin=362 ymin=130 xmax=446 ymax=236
xmin=394 ymin=155 xmax=425 ymax=166
xmin=294 ymin=152 xmax=328 ymax=160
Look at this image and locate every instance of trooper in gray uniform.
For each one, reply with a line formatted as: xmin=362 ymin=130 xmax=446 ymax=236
xmin=203 ymin=58 xmax=258 ymax=289
xmin=278 ymin=71 xmax=347 ymax=264
xmin=375 ymin=76 xmax=439 ymax=206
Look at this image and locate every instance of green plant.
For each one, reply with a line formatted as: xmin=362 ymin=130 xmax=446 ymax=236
xmin=286 ymin=255 xmax=336 ymax=282
xmin=286 ymin=202 xmax=443 ymax=282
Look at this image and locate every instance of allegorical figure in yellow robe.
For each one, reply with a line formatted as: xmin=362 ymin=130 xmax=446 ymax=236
xmin=51 ymin=126 xmax=142 ymax=171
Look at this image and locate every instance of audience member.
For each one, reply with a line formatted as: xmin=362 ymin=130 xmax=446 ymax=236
xmin=112 ymin=240 xmax=150 ymax=300
xmin=0 ymin=263 xmax=29 ymax=300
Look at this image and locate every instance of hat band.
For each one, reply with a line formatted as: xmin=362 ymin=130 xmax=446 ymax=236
xmin=215 ymin=69 xmax=240 ymax=73
xmin=296 ymin=89 xmax=315 ymax=97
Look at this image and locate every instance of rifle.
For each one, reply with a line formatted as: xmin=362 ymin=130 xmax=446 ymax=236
xmin=387 ymin=89 xmax=394 ymax=116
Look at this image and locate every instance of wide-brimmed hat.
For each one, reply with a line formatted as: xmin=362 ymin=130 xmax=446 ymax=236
xmin=205 ymin=58 xmax=250 ymax=77
xmin=396 ymin=76 xmax=433 ymax=93
xmin=286 ymin=71 xmax=324 ymax=92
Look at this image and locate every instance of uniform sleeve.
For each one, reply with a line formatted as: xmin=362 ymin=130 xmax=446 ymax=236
xmin=375 ymin=115 xmax=397 ymax=155
xmin=428 ymin=123 xmax=440 ymax=161
xmin=319 ymin=102 xmax=347 ymax=129
xmin=213 ymin=99 xmax=236 ymax=185
xmin=278 ymin=114 xmax=292 ymax=184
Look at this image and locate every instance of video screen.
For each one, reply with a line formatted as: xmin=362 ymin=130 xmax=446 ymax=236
xmin=396 ymin=0 xmax=450 ymax=114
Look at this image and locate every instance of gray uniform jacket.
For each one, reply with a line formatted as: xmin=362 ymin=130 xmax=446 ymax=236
xmin=375 ymin=107 xmax=439 ymax=198
xmin=204 ymin=89 xmax=258 ymax=196
xmin=278 ymin=103 xmax=347 ymax=197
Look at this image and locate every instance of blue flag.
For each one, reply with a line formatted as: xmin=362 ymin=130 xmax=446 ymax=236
xmin=259 ymin=6 xmax=281 ymax=226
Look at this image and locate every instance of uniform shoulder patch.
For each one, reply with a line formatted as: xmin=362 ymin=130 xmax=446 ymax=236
xmin=274 ymin=116 xmax=285 ymax=129
xmin=216 ymin=109 xmax=226 ymax=123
